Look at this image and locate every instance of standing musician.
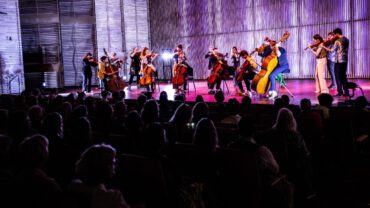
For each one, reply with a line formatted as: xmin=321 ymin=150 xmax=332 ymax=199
xmin=98 ymin=56 xmax=109 ymax=90
xmin=139 ymin=47 xmax=158 ymax=92
xmin=230 ymin=46 xmax=240 ymax=75
xmin=205 ymin=47 xmax=227 ymax=94
xmin=307 ymin=34 xmax=329 ymax=94
xmin=258 ymin=38 xmax=290 ymax=99
xmin=236 ymin=50 xmax=257 ymax=97
xmin=128 ymin=47 xmax=141 ymax=90
xmin=322 ymin=28 xmax=349 ymax=97
xmin=325 ymin=32 xmax=337 ymax=89
xmin=82 ymin=52 xmax=98 ymax=93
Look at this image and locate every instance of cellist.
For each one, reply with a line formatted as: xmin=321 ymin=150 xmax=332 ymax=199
xmin=236 ymin=50 xmax=257 ymax=97
xmin=139 ymin=47 xmax=158 ymax=92
xmin=172 ymin=44 xmax=189 ymax=93
xmin=205 ymin=47 xmax=223 ymax=94
xmin=258 ymin=39 xmax=290 ymax=99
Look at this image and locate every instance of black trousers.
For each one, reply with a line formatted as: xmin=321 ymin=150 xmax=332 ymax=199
xmin=334 ymin=62 xmax=349 ymax=95
xmin=83 ymin=70 xmax=92 ymax=92
xmin=208 ymin=78 xmax=221 ymax=90
xmin=237 ymin=72 xmax=255 ymax=92
xmin=129 ymin=67 xmax=140 ymax=85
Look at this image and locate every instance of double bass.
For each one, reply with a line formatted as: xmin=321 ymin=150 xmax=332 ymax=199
xmin=251 ymin=31 xmax=290 ymax=94
xmin=103 ymin=48 xmax=126 ymax=92
xmin=207 ymin=52 xmax=228 ymax=88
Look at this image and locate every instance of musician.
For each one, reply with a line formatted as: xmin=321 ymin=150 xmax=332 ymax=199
xmin=140 ymin=47 xmax=158 ymax=92
xmin=309 ymin=34 xmax=329 ymax=94
xmin=259 ymin=40 xmax=290 ymax=99
xmin=230 ymin=46 xmax=240 ymax=72
xmin=237 ymin=50 xmax=257 ymax=97
xmin=323 ymin=28 xmax=349 ymax=96
xmin=82 ymin=52 xmax=98 ymax=93
xmin=205 ymin=47 xmax=223 ymax=94
xmin=98 ymin=56 xmax=109 ymax=90
xmin=325 ymin=32 xmax=337 ymax=89
xmin=128 ymin=47 xmax=141 ymax=90
xmin=173 ymin=44 xmax=193 ymax=92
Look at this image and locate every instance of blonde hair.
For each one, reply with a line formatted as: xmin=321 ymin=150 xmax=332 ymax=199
xmin=272 ymin=108 xmax=297 ymax=132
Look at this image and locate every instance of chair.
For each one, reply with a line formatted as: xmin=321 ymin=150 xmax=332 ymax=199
xmin=347 ymin=82 xmax=364 ymax=99
xmin=276 ymin=73 xmax=293 ymax=97
xmin=186 ymin=67 xmax=196 ymax=92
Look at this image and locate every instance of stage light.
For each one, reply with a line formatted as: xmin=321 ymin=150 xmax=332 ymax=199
xmin=161 ymin=51 xmax=173 ymax=61
xmin=42 ymin=82 xmax=46 ymax=87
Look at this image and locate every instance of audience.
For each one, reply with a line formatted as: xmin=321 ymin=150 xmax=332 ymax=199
xmin=0 ymin=88 xmax=367 ymax=208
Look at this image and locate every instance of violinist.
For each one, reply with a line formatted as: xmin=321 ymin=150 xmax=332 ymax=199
xmin=325 ymin=32 xmax=337 ymax=89
xmin=230 ymin=46 xmax=240 ymax=73
xmin=322 ymin=28 xmax=350 ymax=96
xmin=82 ymin=52 xmax=98 ymax=93
xmin=140 ymin=47 xmax=158 ymax=92
xmin=128 ymin=47 xmax=141 ymax=90
xmin=307 ymin=34 xmax=329 ymax=94
xmin=258 ymin=39 xmax=290 ymax=99
xmin=205 ymin=47 xmax=223 ymax=94
xmin=236 ymin=50 xmax=257 ymax=97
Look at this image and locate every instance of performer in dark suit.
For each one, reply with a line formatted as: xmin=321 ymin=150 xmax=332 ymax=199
xmin=82 ymin=52 xmax=98 ymax=93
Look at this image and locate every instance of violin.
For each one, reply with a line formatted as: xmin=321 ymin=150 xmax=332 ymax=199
xmin=304 ymin=36 xmax=338 ymax=50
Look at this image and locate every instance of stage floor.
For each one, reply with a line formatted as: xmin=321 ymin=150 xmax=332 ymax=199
xmin=60 ymin=79 xmax=370 ymax=105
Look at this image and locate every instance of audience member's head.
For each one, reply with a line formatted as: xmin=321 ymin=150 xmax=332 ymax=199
xmin=18 ymin=134 xmax=49 ymax=169
xmin=273 ymin=108 xmax=297 ymax=132
xmin=96 ymin=101 xmax=114 ymax=121
xmin=240 ymin=96 xmax=252 ymax=114
xmin=112 ymin=91 xmax=122 ymax=103
xmin=73 ymin=105 xmax=88 ymax=118
xmin=144 ymin=91 xmax=153 ymax=100
xmin=274 ymin=98 xmax=285 ymax=111
xmin=193 ymin=118 xmax=219 ymax=152
xmin=141 ymin=99 xmax=159 ymax=125
xmin=227 ymin=98 xmax=240 ymax=115
xmin=159 ymin=91 xmax=168 ymax=104
xmin=70 ymin=117 xmax=92 ymax=148
xmin=238 ymin=116 xmax=255 ymax=138
xmin=169 ymin=103 xmax=192 ymax=125
xmin=101 ymin=90 xmax=109 ymax=100
xmin=43 ymin=112 xmax=63 ymax=141
xmin=114 ymin=101 xmax=127 ymax=118
xmin=195 ymin=95 xmax=204 ymax=103
xmin=28 ymin=105 xmax=44 ymax=132
xmin=75 ymin=144 xmax=117 ymax=185
xmin=0 ymin=109 xmax=9 ymax=134
xmin=354 ymin=96 xmax=368 ymax=111
xmin=192 ymin=102 xmax=209 ymax=123
xmin=281 ymin=95 xmax=290 ymax=106
xmin=125 ymin=110 xmax=142 ymax=133
xmin=300 ymin=98 xmax=312 ymax=112
xmin=214 ymin=90 xmax=225 ymax=103
xmin=318 ymin=93 xmax=333 ymax=108
xmin=137 ymin=94 xmax=147 ymax=112
xmin=8 ymin=110 xmax=32 ymax=143
xmin=140 ymin=123 xmax=167 ymax=156
xmin=174 ymin=93 xmax=186 ymax=102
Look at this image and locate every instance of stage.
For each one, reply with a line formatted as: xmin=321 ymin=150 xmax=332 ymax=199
xmin=58 ymin=79 xmax=370 ymax=106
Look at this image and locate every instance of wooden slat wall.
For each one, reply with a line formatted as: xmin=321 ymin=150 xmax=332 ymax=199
xmin=149 ymin=0 xmax=370 ymax=79
xmin=60 ymin=0 xmax=98 ymax=87
xmin=0 ymin=0 xmax=24 ymax=94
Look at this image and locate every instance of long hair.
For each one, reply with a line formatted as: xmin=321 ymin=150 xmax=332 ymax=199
xmin=141 ymin=47 xmax=149 ymax=57
xmin=169 ymin=103 xmax=191 ymax=125
xmin=272 ymin=108 xmax=297 ymax=132
xmin=193 ymin=118 xmax=219 ymax=152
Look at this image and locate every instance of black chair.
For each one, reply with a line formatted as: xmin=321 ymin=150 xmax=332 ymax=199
xmin=186 ymin=66 xmax=196 ymax=92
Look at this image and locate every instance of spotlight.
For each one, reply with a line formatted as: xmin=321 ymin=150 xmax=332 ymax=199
xmin=161 ymin=51 xmax=173 ymax=61
xmin=42 ymin=82 xmax=46 ymax=87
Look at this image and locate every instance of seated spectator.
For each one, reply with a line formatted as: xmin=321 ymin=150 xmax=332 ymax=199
xmin=191 ymin=102 xmax=209 ymax=124
xmin=195 ymin=95 xmax=204 ymax=103
xmin=315 ymin=93 xmax=333 ymax=120
xmin=14 ymin=134 xmax=62 ymax=208
xmin=260 ymin=108 xmax=313 ymax=204
xmin=167 ymin=103 xmax=192 ymax=144
xmin=158 ymin=91 xmax=170 ymax=122
xmin=124 ymin=110 xmax=143 ymax=153
xmin=136 ymin=94 xmax=147 ymax=113
xmin=221 ymin=98 xmax=241 ymax=125
xmin=28 ymin=105 xmax=45 ymax=133
xmin=0 ymin=109 xmax=9 ymax=135
xmin=139 ymin=123 xmax=167 ymax=158
xmin=193 ymin=118 xmax=219 ymax=153
xmin=239 ymin=95 xmax=252 ymax=117
xmin=67 ymin=144 xmax=129 ymax=208
xmin=8 ymin=110 xmax=35 ymax=145
xmin=141 ymin=99 xmax=159 ymax=127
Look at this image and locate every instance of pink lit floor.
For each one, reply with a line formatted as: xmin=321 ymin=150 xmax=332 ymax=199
xmin=62 ymin=79 xmax=370 ymax=105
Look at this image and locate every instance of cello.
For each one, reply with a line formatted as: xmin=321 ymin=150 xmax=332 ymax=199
xmin=103 ymin=48 xmax=126 ymax=92
xmin=236 ymin=50 xmax=257 ymax=82
xmin=251 ymin=31 xmax=290 ymax=94
xmin=139 ymin=51 xmax=157 ymax=87
xmin=207 ymin=52 xmax=228 ymax=89
xmin=172 ymin=63 xmax=187 ymax=89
